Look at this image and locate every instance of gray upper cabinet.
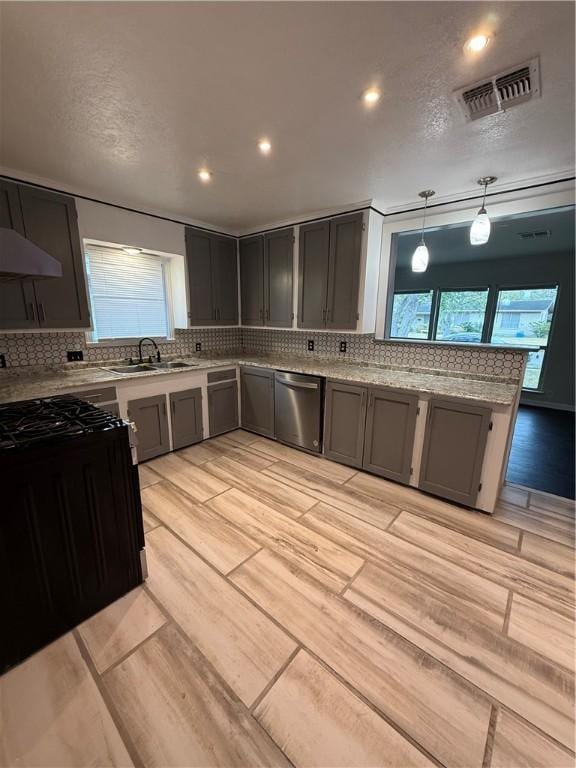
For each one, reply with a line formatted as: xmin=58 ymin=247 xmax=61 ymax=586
xmin=0 ymin=182 xmax=90 ymax=330
xmin=185 ymin=227 xmax=238 ymax=326
xmin=208 ymin=379 xmax=239 ymax=436
xmin=419 ymin=398 xmax=492 ymax=507
xmin=363 ymin=388 xmax=419 ymax=484
xmin=264 ymin=228 xmax=293 ymax=327
xmin=240 ymin=236 xmax=264 ymax=325
xmin=298 ymin=213 xmax=362 ymax=330
xmin=170 ymin=388 xmax=203 ymax=450
xmin=298 ymin=220 xmax=330 ymax=329
xmin=240 ymin=229 xmax=293 ymax=327
xmin=128 ymin=394 xmax=170 ymax=462
xmin=0 ymin=180 xmax=36 ymax=329
xmin=19 ymin=186 xmax=90 ymax=329
xmin=326 ymin=213 xmax=363 ymax=330
xmin=323 ymin=380 xmax=367 ymax=468
xmin=240 ymin=366 xmax=275 ymax=437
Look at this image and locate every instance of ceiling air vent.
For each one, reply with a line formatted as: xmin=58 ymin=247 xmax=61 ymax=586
xmin=518 ymin=229 xmax=551 ymax=240
xmin=455 ymin=58 xmax=540 ymax=122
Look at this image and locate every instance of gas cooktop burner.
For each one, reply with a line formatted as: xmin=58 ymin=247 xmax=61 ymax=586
xmin=0 ymin=395 xmax=124 ymax=451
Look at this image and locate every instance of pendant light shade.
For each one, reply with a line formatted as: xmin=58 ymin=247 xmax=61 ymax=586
xmin=411 ymin=190 xmax=435 ymax=273
xmin=411 ymin=242 xmax=429 ymax=272
xmin=470 ymin=176 xmax=497 ymax=246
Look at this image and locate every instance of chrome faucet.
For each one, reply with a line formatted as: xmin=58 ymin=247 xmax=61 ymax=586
xmin=138 ymin=337 xmax=161 ymax=363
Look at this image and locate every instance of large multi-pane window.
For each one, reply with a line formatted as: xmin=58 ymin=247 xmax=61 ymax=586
xmin=434 ymin=289 xmax=489 ymax=342
xmin=389 ymin=291 xmax=433 ymax=339
xmin=387 ymin=284 xmax=559 ymax=391
xmin=490 ymin=287 xmax=558 ymax=390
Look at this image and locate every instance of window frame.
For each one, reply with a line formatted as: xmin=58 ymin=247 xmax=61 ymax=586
xmin=430 ymin=286 xmax=491 ymax=343
xmin=84 ymin=241 xmax=176 ymax=344
xmin=388 ymin=288 xmax=435 ymax=340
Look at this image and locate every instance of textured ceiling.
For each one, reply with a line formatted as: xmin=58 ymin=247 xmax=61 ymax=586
xmin=1 ymin=1 xmax=574 ymax=230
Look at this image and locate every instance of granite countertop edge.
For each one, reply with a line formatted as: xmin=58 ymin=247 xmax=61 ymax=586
xmin=0 ymin=354 xmax=519 ymax=407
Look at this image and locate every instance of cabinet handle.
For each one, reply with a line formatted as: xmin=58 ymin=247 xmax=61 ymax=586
xmin=322 ymin=308 xmax=326 ymax=323
xmin=39 ymin=303 xmax=46 ymax=323
xmin=266 ymin=308 xmax=270 ymax=321
xmin=325 ymin=308 xmax=330 ymax=324
xmin=361 ymin=390 xmax=366 ymax=408
xmin=28 ymin=302 xmax=36 ymax=322
xmin=162 ymin=402 xmax=167 ymax=416
xmin=171 ymin=401 xmax=176 ymax=415
xmin=368 ymin=392 xmax=374 ymax=409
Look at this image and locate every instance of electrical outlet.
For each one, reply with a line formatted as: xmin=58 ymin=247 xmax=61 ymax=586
xmin=339 ymin=341 xmax=347 ymax=353
xmin=0 ymin=354 xmax=6 ymax=369
xmin=195 ymin=342 xmax=202 ymax=352
xmin=307 ymin=339 xmax=314 ymax=351
xmin=67 ymin=350 xmax=84 ymax=362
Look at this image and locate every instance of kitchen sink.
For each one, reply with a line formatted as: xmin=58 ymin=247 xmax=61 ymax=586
xmin=106 ymin=364 xmax=157 ymax=374
xmin=152 ymin=361 xmax=197 ymax=369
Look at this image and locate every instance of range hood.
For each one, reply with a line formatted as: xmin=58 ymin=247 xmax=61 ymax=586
xmin=0 ymin=228 xmax=63 ymax=280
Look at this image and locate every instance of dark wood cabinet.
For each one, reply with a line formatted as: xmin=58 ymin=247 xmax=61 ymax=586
xmin=323 ymin=380 xmax=367 ymax=468
xmin=0 ymin=181 xmax=90 ymax=330
xmin=240 ymin=229 xmax=293 ymax=327
xmin=419 ymin=398 xmax=492 ymax=507
xmin=363 ymin=388 xmax=419 ymax=484
xmin=298 ymin=213 xmax=362 ymax=330
xmin=185 ymin=227 xmax=238 ymax=326
xmin=169 ymin=388 xmax=203 ymax=450
xmin=240 ymin=366 xmax=275 ymax=437
xmin=208 ymin=379 xmax=239 ymax=436
xmin=128 ymin=394 xmax=170 ymax=462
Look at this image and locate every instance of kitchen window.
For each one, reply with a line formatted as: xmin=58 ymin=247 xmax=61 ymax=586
xmin=434 ymin=289 xmax=489 ymax=343
xmin=490 ymin=286 xmax=559 ymax=390
xmin=389 ymin=290 xmax=433 ymax=339
xmin=85 ymin=244 xmax=173 ymax=342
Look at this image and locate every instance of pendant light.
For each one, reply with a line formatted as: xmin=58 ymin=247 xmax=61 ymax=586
xmin=470 ymin=176 xmax=497 ymax=245
xmin=411 ymin=190 xmax=435 ymax=273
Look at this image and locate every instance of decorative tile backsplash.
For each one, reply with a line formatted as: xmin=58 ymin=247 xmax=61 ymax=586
xmin=242 ymin=328 xmax=526 ymax=381
xmin=0 ymin=327 xmax=526 ymax=382
xmin=0 ymin=328 xmax=242 ymax=367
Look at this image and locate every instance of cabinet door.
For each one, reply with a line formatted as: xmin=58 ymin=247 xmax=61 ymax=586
xmin=212 ymin=236 xmax=238 ymax=325
xmin=419 ymin=399 xmax=492 ymax=507
xmin=20 ymin=186 xmax=90 ymax=328
xmin=208 ymin=380 xmax=239 ymax=436
xmin=185 ymin=228 xmax=215 ymax=325
xmin=128 ymin=394 xmax=170 ymax=462
xmin=264 ymin=228 xmax=293 ymax=327
xmin=323 ymin=380 xmax=367 ymax=467
xmin=241 ymin=367 xmax=275 ymax=437
xmin=326 ymin=213 xmax=362 ymax=330
xmin=363 ymin=388 xmax=419 ymax=484
xmin=170 ymin=388 xmax=203 ymax=450
xmin=0 ymin=180 xmax=38 ymax=329
xmin=297 ymin=220 xmax=329 ymax=328
xmin=240 ymin=235 xmax=264 ymax=325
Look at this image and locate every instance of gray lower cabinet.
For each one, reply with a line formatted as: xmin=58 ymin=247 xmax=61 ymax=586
xmin=128 ymin=394 xmax=170 ymax=462
xmin=208 ymin=380 xmax=239 ymax=436
xmin=240 ymin=367 xmax=275 ymax=437
xmin=170 ymin=388 xmax=203 ymax=450
xmin=0 ymin=180 xmax=90 ymax=330
xmin=419 ymin=398 xmax=492 ymax=507
xmin=363 ymin=388 xmax=419 ymax=484
xmin=323 ymin=380 xmax=367 ymax=468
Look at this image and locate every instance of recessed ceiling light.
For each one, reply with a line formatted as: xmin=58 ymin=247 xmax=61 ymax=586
xmin=258 ymin=139 xmax=272 ymax=154
xmin=465 ymin=34 xmax=490 ymax=53
xmin=123 ymin=247 xmax=142 ymax=256
xmin=198 ymin=168 xmax=212 ymax=183
xmin=363 ymin=87 xmax=381 ymax=106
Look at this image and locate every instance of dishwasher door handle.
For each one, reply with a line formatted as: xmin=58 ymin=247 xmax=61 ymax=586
xmin=275 ymin=374 xmax=319 ymax=390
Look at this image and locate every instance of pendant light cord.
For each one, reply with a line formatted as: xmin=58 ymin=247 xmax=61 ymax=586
xmin=420 ymin=194 xmax=429 ymax=243
xmin=479 ymin=180 xmax=488 ymax=213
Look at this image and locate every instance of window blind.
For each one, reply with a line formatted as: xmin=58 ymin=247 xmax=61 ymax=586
xmin=85 ymin=245 xmax=170 ymax=340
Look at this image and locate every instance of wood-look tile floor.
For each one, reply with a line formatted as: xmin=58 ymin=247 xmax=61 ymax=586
xmin=1 ymin=430 xmax=575 ymax=768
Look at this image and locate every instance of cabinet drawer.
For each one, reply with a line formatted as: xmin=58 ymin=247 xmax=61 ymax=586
xmin=71 ymin=386 xmax=117 ymax=404
xmin=207 ymin=368 xmax=236 ymax=383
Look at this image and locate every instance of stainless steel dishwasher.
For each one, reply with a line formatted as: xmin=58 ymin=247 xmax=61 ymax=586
xmin=274 ymin=371 xmax=324 ymax=453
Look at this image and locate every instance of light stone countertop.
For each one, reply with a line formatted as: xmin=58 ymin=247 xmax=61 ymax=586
xmin=0 ymin=354 xmax=519 ymax=407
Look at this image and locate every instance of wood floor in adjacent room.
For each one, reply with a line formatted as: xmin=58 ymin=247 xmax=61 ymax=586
xmin=1 ymin=430 xmax=575 ymax=768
